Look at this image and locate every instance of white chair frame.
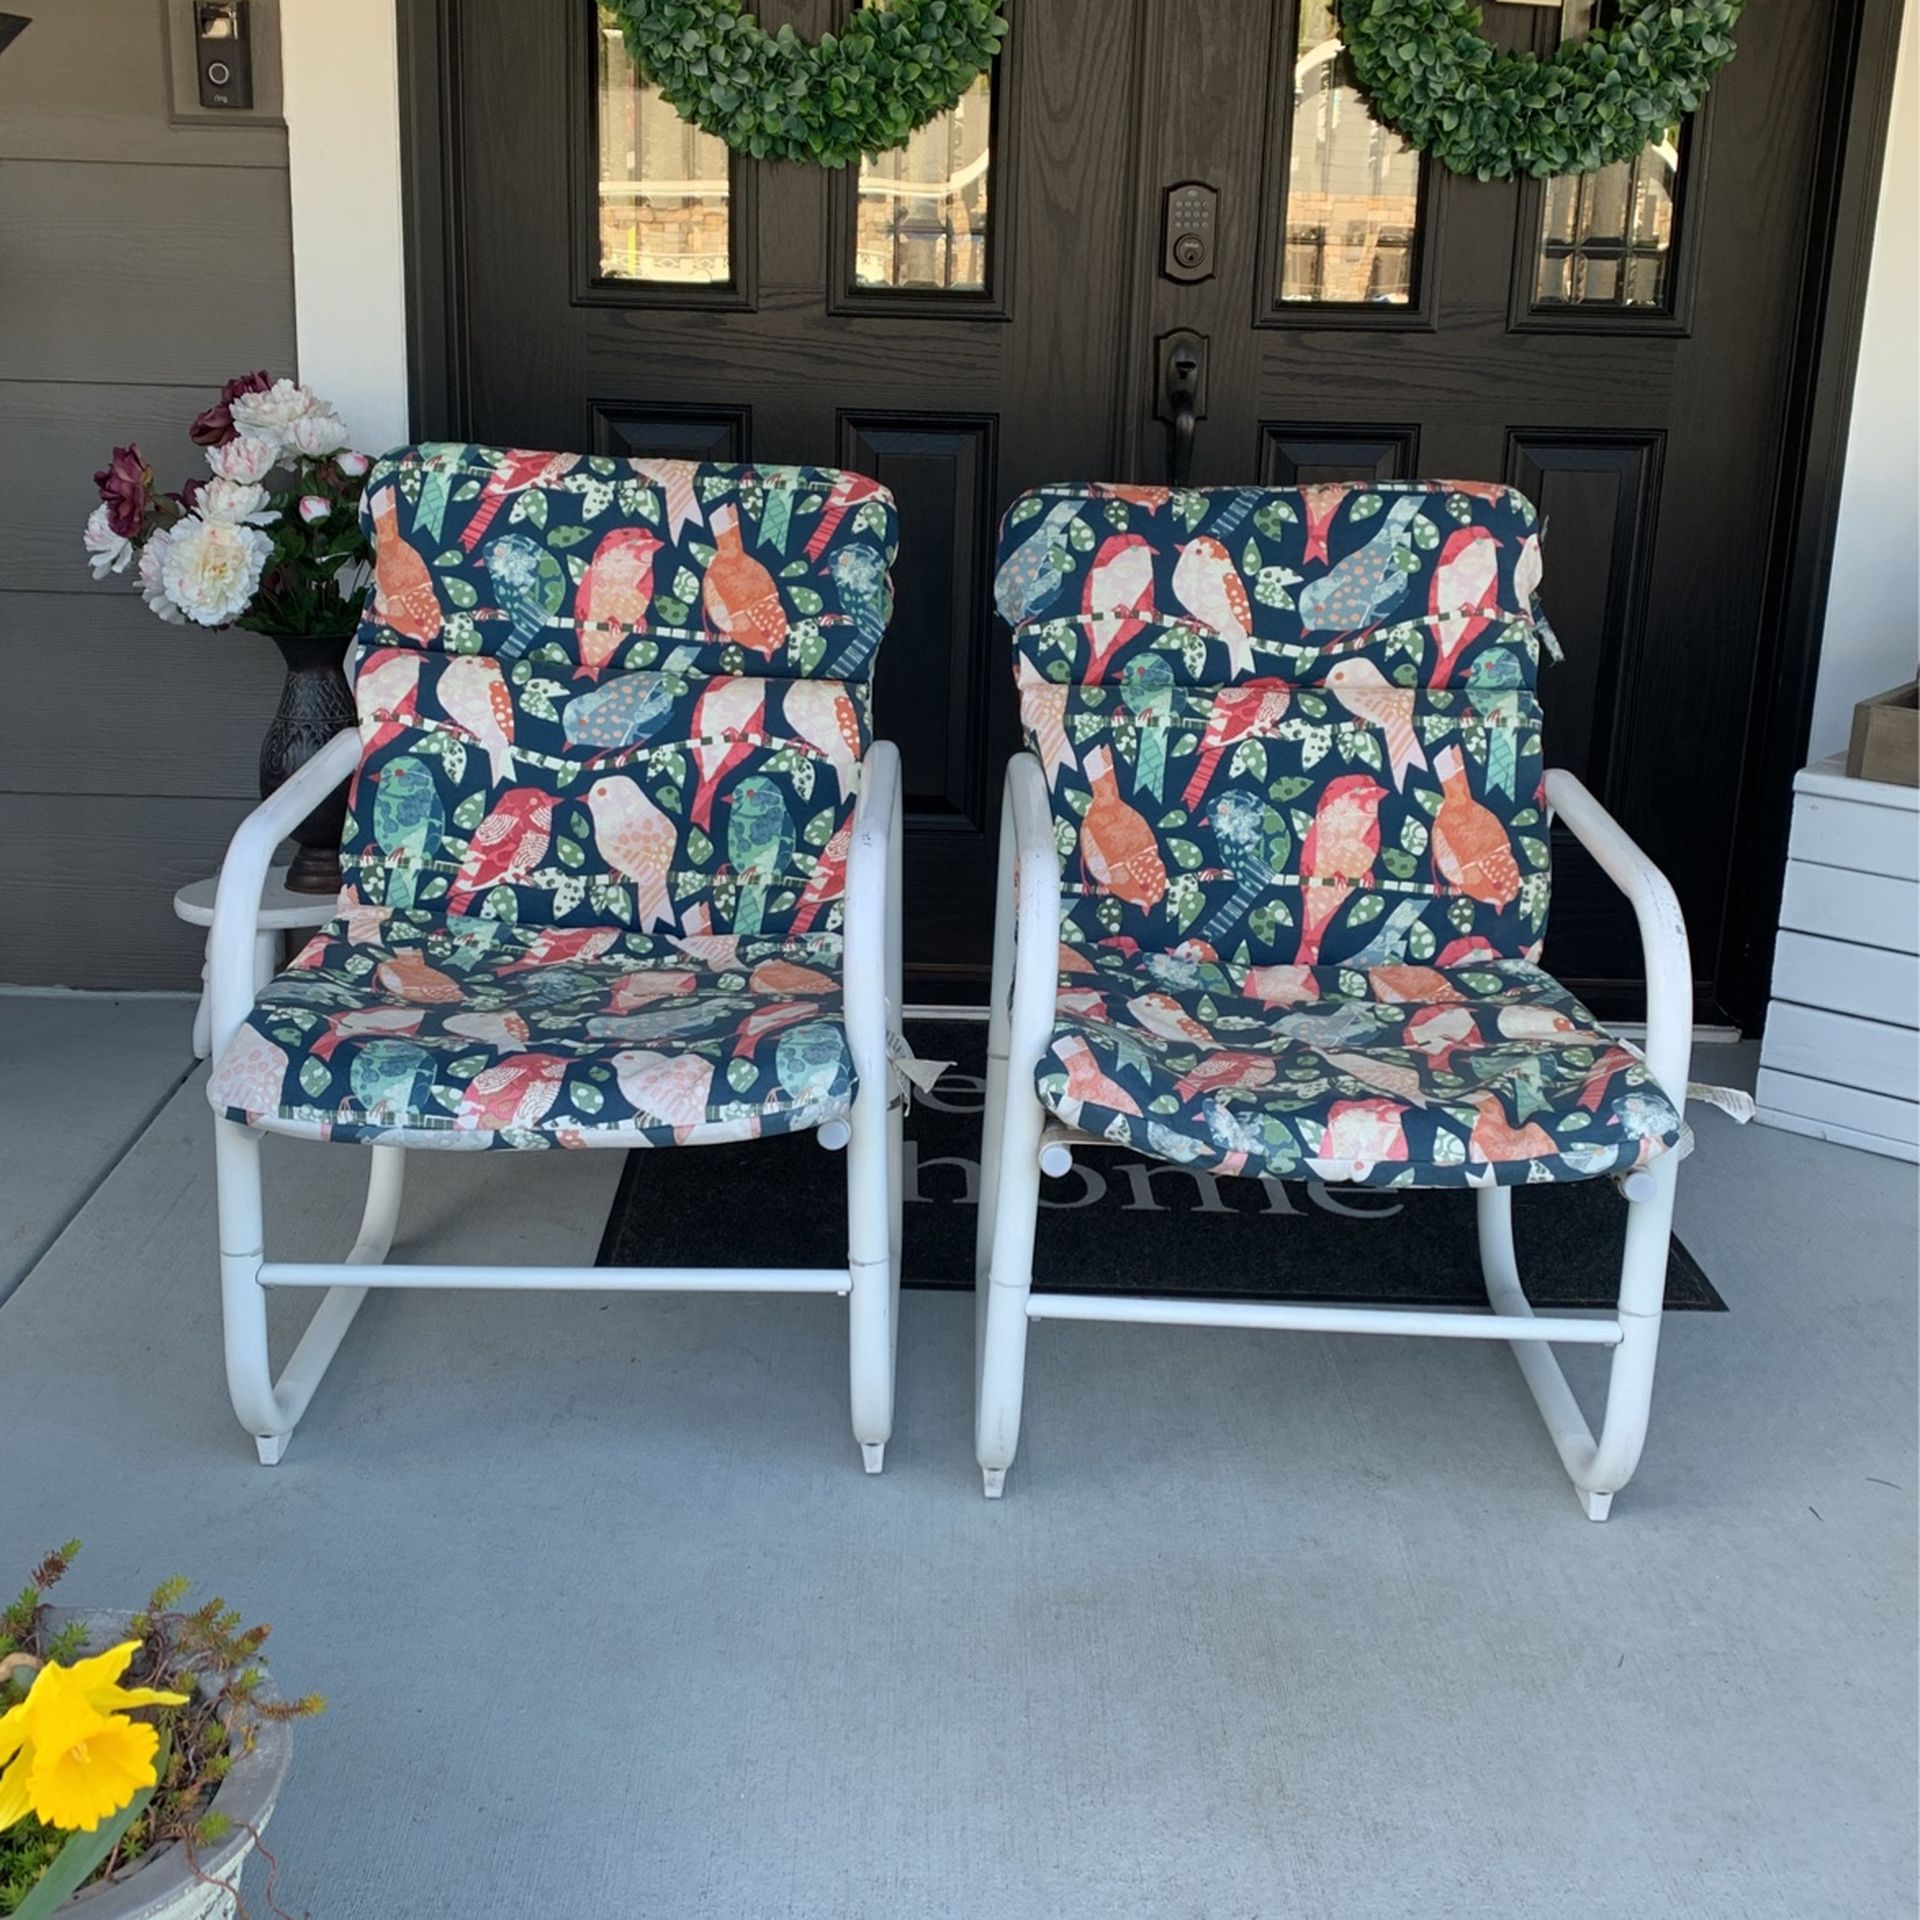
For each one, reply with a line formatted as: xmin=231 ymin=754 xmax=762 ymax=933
xmin=974 ymin=752 xmax=1694 ymax=1518
xmin=209 ymin=729 xmax=905 ymax=1470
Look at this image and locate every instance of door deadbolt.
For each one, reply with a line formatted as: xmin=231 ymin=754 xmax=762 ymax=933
xmin=1162 ymin=182 xmax=1218 ymax=284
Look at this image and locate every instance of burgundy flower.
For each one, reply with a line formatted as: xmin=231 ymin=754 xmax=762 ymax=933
xmin=92 ymin=444 xmax=154 ymax=540
xmin=188 ymin=369 xmax=273 ymax=448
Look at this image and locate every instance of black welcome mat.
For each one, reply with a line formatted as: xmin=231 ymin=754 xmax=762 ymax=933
xmin=599 ymin=1020 xmax=1724 ymax=1311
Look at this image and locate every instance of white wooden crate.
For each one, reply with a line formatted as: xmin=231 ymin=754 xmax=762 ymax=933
xmin=1759 ymin=755 xmax=1920 ymax=1160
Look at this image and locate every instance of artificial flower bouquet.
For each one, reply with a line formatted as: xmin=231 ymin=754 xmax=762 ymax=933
xmin=0 ymin=1545 xmax=320 ymax=1919
xmin=82 ymin=373 xmax=372 ymax=635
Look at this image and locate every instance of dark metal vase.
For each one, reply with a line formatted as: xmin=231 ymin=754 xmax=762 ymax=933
xmin=260 ymin=631 xmax=356 ymax=894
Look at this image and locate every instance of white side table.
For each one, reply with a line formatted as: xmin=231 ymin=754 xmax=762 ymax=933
xmin=173 ymin=869 xmax=338 ymax=1059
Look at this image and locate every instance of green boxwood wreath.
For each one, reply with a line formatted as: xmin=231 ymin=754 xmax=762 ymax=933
xmin=605 ymin=0 xmax=1008 ymax=168
xmin=1335 ymin=0 xmax=1746 ymax=181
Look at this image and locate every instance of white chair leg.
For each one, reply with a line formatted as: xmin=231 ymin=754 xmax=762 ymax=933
xmin=846 ymin=1077 xmax=896 ymax=1474
xmin=215 ymin=1121 xmax=392 ymax=1463
xmin=1477 ymin=1153 xmax=1678 ymax=1520
xmin=975 ymin=1070 xmax=1044 ymax=1498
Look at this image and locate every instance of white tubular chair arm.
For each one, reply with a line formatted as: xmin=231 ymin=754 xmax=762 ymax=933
xmin=1003 ymin=753 xmax=1062 ymax=1069
xmin=1542 ymin=767 xmax=1693 ymax=1107
xmin=208 ymin=727 xmax=360 ymax=1058
xmin=843 ymin=740 xmax=902 ymax=1081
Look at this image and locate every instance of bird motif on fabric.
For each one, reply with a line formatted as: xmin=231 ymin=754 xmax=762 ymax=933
xmin=1296 ymin=774 xmax=1388 ymax=966
xmin=1339 ymin=898 xmax=1428 ymax=969
xmin=1466 ymin=1091 xmax=1558 ymax=1166
xmin=1575 ymin=1044 xmax=1643 ymax=1114
xmin=1311 ymin=1097 xmax=1409 ymax=1178
xmin=1181 ymin=680 xmax=1291 ymax=809
xmin=1464 ymin=649 xmax=1524 ymax=798
xmin=310 ymin=1006 xmax=425 ymax=1064
xmin=441 ymin=1009 xmax=531 ymax=1051
xmin=1296 ymin=496 xmax=1424 ymax=636
xmin=782 ymin=680 xmax=864 ymax=796
xmin=1512 ymin=530 xmax=1559 ymax=660
xmin=1430 ymin=526 xmax=1502 ymax=685
xmin=588 ymin=999 xmax=743 ymax=1043
xmin=1124 ymin=992 xmax=1216 ymax=1048
xmin=458 ymin=449 xmax=579 ymax=552
xmin=1299 ymin=483 xmax=1359 ymax=565
xmin=493 ymin=927 xmax=621 ymax=975
xmin=994 ymin=501 xmax=1082 ymax=628
xmin=1495 ymin=1003 xmax=1583 ymax=1042
xmin=824 ymin=544 xmax=892 ymax=678
xmin=1404 ymin=1004 xmax=1481 ymax=1074
xmin=1173 ymin=1048 xmax=1277 ymax=1105
xmin=632 ymin=458 xmax=705 ymax=543
xmin=561 ymin=647 xmax=698 ymax=757
xmin=209 ymin=1028 xmax=290 ymax=1120
xmin=1170 ymin=536 xmax=1255 ymax=679
xmin=1086 ymin=483 xmax=1171 ymax=513
xmin=457 ymin=1052 xmax=568 ymax=1133
xmin=688 ymin=677 xmax=768 ymax=832
xmin=348 ymin=1039 xmax=435 ymax=1122
xmin=374 ymin=951 xmax=464 ymax=1004
xmin=1431 ymin=744 xmax=1521 ymax=910
xmin=749 ymin=958 xmax=838 ymax=997
xmin=369 ymin=754 xmax=444 ymax=909
xmin=1048 ymin=1033 xmax=1143 ymax=1126
xmin=447 ymin=787 xmax=554 ymax=913
xmin=613 ymin=1049 xmax=715 ymax=1132
xmin=791 ymin=820 xmax=850 ymax=935
xmin=355 ymin=647 xmax=423 ymax=759
xmin=574 ymin=527 xmax=662 ymax=682
xmin=437 ymin=655 xmax=517 ymax=784
xmin=1201 ymin=790 xmax=1291 ymax=946
xmin=1314 ymin=1048 xmax=1428 ymax=1109
xmin=1325 ymin=657 xmax=1428 ymax=792
xmin=732 ymin=998 xmax=825 ymax=1061
xmin=370 ymin=489 xmax=443 ymax=644
xmin=773 ymin=1021 xmax=852 ymax=1112
xmin=1082 ymin=533 xmax=1157 ymax=683
xmin=483 ymin=533 xmax=566 ymax=663
xmin=703 ymin=503 xmax=788 ymax=657
xmin=584 ymin=774 xmax=678 ymax=932
xmin=726 ymin=775 xmax=795 ymax=938
xmin=1243 ymin=963 xmax=1321 ymax=1009
xmin=1018 ymin=670 xmax=1077 ymax=790
xmin=606 ymin=968 xmax=697 ymax=1012
xmin=1079 ymin=744 xmax=1168 ymax=912
xmin=1367 ymin=964 xmax=1465 ymax=1004
xmin=1118 ymin=655 xmax=1175 ymax=801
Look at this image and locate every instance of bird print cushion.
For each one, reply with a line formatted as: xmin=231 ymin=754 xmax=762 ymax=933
xmin=997 ymin=480 xmax=1682 ymax=1186
xmin=998 ymin=479 xmax=1551 ymax=970
xmin=346 ymin=443 xmax=897 ymax=939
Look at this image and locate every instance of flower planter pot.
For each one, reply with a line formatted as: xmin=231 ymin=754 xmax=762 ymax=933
xmin=44 ymin=1611 xmax=294 ymax=1920
xmin=259 ymin=633 xmax=355 ymax=896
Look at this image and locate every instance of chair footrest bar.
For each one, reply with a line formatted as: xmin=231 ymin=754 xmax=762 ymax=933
xmin=258 ymin=1262 xmax=852 ymax=1294
xmin=1023 ymin=1293 xmax=1623 ymax=1344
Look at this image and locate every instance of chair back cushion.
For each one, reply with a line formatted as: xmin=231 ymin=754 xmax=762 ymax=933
xmin=344 ymin=443 xmax=897 ymax=939
xmin=995 ymin=480 xmax=1553 ymax=970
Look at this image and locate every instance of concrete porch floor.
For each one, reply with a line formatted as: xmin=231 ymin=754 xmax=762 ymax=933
xmin=0 ymin=995 xmax=1912 ymax=1918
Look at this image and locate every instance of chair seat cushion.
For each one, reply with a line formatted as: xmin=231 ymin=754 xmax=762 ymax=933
xmin=1038 ymin=942 xmax=1682 ymax=1189
xmin=208 ymin=908 xmax=855 ymax=1149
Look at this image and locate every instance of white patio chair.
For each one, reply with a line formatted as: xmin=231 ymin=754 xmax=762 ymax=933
xmin=206 ymin=444 xmax=905 ymax=1468
xmin=975 ymin=480 xmax=1691 ymax=1517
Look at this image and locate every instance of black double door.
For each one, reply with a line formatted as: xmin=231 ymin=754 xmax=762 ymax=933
xmin=428 ymin=0 xmax=1842 ymax=1014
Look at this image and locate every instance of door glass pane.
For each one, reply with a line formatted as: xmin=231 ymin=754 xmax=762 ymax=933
xmin=854 ymin=57 xmax=992 ymax=293
xmin=1534 ymin=128 xmax=1683 ymax=310
xmin=595 ymin=6 xmax=731 ymax=286
xmin=1278 ymin=2 xmax=1422 ymax=306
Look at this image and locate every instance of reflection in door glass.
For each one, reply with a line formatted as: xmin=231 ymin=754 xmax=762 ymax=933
xmin=855 ymin=67 xmax=992 ymax=293
xmin=1534 ymin=129 xmax=1682 ymax=309
xmin=595 ymin=7 xmax=731 ymax=285
xmin=1278 ymin=2 xmax=1421 ymax=306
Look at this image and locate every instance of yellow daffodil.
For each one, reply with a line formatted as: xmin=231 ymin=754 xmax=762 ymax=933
xmin=0 ymin=1642 xmax=187 ymax=1833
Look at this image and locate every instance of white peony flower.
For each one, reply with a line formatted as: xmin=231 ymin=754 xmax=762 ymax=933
xmin=138 ymin=528 xmax=186 ymax=624
xmin=207 ymin=433 xmax=280 ymax=483
xmin=83 ymin=503 xmax=134 ymax=579
xmin=230 ymin=377 xmax=322 ymax=439
xmin=160 ymin=515 xmax=272 ymax=627
xmin=336 ymin=450 xmax=371 ymax=478
xmin=199 ymin=477 xmax=280 ymax=527
xmin=298 ymin=494 xmax=331 ymax=524
xmin=286 ymin=408 xmax=350 ymax=457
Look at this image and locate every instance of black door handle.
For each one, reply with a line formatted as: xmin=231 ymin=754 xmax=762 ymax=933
xmin=1160 ymin=331 xmax=1207 ymax=488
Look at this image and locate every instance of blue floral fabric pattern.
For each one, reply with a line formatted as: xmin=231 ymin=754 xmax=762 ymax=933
xmin=996 ymin=479 xmax=1681 ymax=1187
xmin=210 ymin=444 xmax=897 ymax=1149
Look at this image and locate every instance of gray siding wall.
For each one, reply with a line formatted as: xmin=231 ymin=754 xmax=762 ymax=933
xmin=1 ymin=1 xmax=297 ymax=988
